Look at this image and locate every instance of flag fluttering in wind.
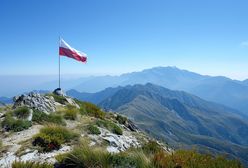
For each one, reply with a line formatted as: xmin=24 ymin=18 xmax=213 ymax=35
xmin=57 ymin=38 xmax=87 ymax=89
xmin=59 ymin=38 xmax=87 ymax=63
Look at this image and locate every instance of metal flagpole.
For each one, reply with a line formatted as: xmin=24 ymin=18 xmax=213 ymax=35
xmin=59 ymin=36 xmax=61 ymax=89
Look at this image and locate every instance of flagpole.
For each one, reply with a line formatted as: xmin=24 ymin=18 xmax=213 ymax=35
xmin=59 ymin=36 xmax=61 ymax=89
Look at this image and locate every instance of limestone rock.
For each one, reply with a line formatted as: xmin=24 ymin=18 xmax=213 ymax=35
xmin=13 ymin=92 xmax=56 ymax=114
xmin=125 ymin=119 xmax=139 ymax=132
xmin=89 ymin=127 xmax=140 ymax=153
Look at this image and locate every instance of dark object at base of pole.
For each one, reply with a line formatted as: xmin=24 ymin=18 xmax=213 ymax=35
xmin=53 ymin=88 xmax=64 ymax=96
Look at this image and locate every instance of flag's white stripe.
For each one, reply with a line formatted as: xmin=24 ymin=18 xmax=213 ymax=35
xmin=60 ymin=39 xmax=87 ymax=56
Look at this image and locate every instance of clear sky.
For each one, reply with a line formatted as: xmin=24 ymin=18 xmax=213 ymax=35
xmin=0 ymin=0 xmax=248 ymax=80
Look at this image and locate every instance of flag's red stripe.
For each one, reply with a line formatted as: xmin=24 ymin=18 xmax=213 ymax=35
xmin=59 ymin=47 xmax=87 ymax=62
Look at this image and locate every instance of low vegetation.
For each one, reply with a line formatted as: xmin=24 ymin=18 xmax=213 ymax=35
xmin=96 ymin=119 xmax=123 ymax=135
xmin=76 ymin=100 xmax=105 ymax=119
xmin=63 ymin=105 xmax=78 ymax=120
xmin=12 ymin=161 xmax=53 ymax=168
xmin=56 ymin=144 xmax=110 ymax=168
xmin=56 ymin=143 xmax=150 ymax=168
xmin=32 ymin=125 xmax=78 ymax=152
xmin=142 ymin=140 xmax=162 ymax=155
xmin=88 ymin=124 xmax=101 ymax=135
xmin=32 ymin=110 xmax=65 ymax=125
xmin=13 ymin=106 xmax=30 ymax=119
xmin=1 ymin=113 xmax=32 ymax=132
xmin=55 ymin=141 xmax=243 ymax=168
xmin=48 ymin=93 xmax=67 ymax=104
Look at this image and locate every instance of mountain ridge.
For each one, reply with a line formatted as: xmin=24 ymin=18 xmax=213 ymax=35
xmin=71 ymin=66 xmax=248 ymax=114
xmin=67 ymin=83 xmax=248 ymax=165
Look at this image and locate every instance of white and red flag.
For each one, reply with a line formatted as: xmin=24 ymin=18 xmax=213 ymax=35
xmin=59 ymin=38 xmax=87 ymax=63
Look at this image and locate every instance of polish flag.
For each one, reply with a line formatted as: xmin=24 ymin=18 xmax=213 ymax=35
xmin=59 ymin=38 xmax=87 ymax=63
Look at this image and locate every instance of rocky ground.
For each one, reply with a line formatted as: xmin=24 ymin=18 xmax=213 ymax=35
xmin=0 ymin=92 xmax=171 ymax=168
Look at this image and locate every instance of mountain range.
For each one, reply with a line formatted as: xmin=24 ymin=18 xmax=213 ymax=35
xmin=71 ymin=67 xmax=248 ymax=115
xmin=67 ymin=83 xmax=248 ymax=165
xmin=1 ymin=67 xmax=248 ymax=115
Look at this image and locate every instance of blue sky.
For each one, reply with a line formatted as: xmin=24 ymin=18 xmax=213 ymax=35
xmin=0 ymin=0 xmax=248 ymax=80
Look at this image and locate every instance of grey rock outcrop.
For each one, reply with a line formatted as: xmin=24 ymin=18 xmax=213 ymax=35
xmin=88 ymin=127 xmax=140 ymax=153
xmin=125 ymin=119 xmax=139 ymax=132
xmin=13 ymin=92 xmax=57 ymax=114
xmin=13 ymin=92 xmax=80 ymax=114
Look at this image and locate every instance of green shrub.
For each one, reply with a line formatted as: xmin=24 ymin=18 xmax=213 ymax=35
xmin=116 ymin=114 xmax=127 ymax=125
xmin=112 ymin=124 xmax=123 ymax=135
xmin=13 ymin=106 xmax=30 ymax=119
xmin=96 ymin=119 xmax=123 ymax=135
xmin=1 ymin=113 xmax=32 ymax=132
xmin=32 ymin=110 xmax=65 ymax=125
xmin=12 ymin=161 xmax=53 ymax=168
xmin=88 ymin=124 xmax=101 ymax=135
xmin=152 ymin=150 xmax=243 ymax=168
xmin=33 ymin=125 xmax=78 ymax=152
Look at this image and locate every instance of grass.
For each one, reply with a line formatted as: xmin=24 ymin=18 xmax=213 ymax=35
xmin=13 ymin=106 xmax=30 ymax=119
xmin=88 ymin=124 xmax=101 ymax=135
xmin=1 ymin=113 xmax=32 ymax=132
xmin=142 ymin=140 xmax=162 ymax=155
xmin=55 ymin=142 xmax=243 ymax=168
xmin=32 ymin=125 xmax=79 ymax=152
xmin=63 ymin=105 xmax=78 ymax=120
xmin=108 ymin=150 xmax=151 ymax=168
xmin=12 ymin=161 xmax=53 ymax=168
xmin=56 ymin=144 xmax=110 ymax=168
xmin=47 ymin=93 xmax=67 ymax=104
xmin=76 ymin=101 xmax=106 ymax=119
xmin=56 ymin=143 xmax=150 ymax=168
xmin=32 ymin=110 xmax=65 ymax=125
xmin=96 ymin=119 xmax=123 ymax=135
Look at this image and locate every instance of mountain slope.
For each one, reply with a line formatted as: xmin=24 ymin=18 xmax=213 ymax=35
xmin=69 ymin=83 xmax=248 ymax=165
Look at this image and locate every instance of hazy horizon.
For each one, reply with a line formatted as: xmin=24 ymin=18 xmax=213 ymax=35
xmin=0 ymin=65 xmax=247 ymax=81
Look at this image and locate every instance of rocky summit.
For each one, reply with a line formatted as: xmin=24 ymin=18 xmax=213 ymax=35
xmin=0 ymin=91 xmax=171 ymax=168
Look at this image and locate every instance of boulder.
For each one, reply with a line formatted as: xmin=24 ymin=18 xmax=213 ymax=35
xmin=125 ymin=119 xmax=139 ymax=132
xmin=89 ymin=127 xmax=140 ymax=153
